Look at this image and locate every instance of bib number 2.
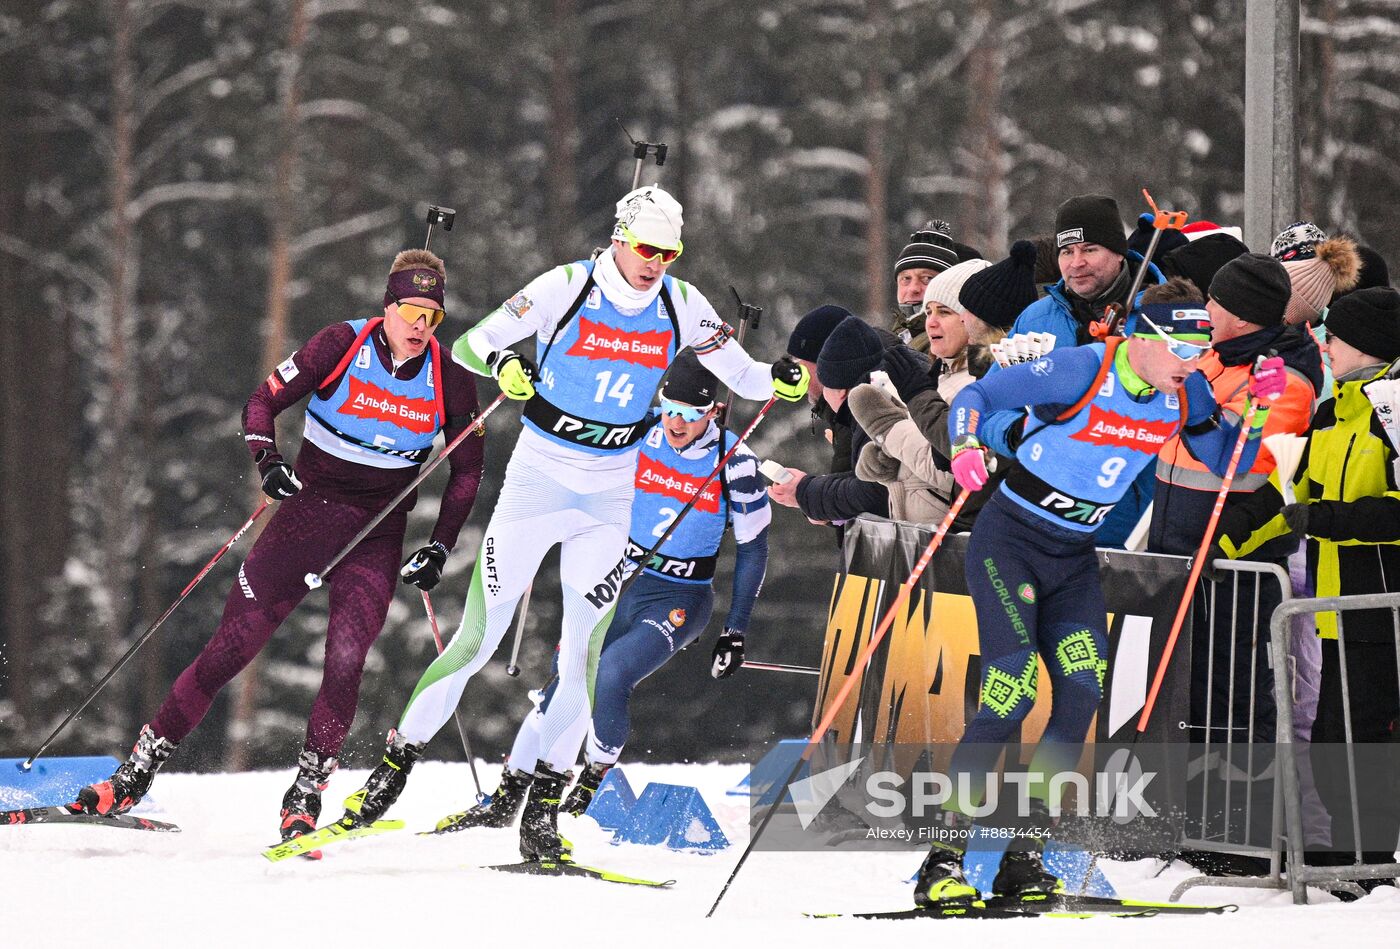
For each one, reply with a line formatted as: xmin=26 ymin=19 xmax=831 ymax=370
xmin=594 ymin=370 xmax=635 ymax=408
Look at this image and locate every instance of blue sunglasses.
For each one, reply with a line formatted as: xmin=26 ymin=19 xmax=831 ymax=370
xmin=1136 ymin=311 xmax=1211 ymax=361
xmin=660 ymin=398 xmax=712 ymax=422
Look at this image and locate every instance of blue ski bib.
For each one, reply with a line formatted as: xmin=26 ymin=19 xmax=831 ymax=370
xmin=523 ymin=261 xmax=679 ymax=454
xmin=626 ymin=422 xmax=729 ymax=583
xmin=305 ymin=319 xmax=441 ymax=469
xmin=1003 ymin=342 xmax=1181 ymax=532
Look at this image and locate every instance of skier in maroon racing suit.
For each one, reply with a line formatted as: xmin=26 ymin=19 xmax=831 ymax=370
xmin=77 ymin=249 xmax=485 ymax=844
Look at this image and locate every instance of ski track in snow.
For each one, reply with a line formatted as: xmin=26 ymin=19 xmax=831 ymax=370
xmin=3 ymin=761 xmax=1397 ymax=948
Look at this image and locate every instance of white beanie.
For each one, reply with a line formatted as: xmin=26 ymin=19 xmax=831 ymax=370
xmin=923 ymin=258 xmax=992 ymax=313
xmin=613 ymin=185 xmax=684 ymax=249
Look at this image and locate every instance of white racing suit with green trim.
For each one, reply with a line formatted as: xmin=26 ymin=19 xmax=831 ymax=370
xmin=396 ymin=248 xmax=773 ymax=772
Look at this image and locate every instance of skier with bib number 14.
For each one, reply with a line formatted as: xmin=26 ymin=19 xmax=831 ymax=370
xmin=337 ymin=185 xmax=808 ymax=862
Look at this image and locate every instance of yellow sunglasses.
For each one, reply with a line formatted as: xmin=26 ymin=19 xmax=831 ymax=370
xmin=392 ymin=299 xmax=445 ymax=328
xmin=621 ymin=225 xmax=683 ymax=264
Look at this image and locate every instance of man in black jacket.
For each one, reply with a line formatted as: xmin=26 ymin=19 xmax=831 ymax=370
xmin=769 ymin=315 xmax=931 ymax=526
xmin=787 ymin=305 xmax=857 ymax=477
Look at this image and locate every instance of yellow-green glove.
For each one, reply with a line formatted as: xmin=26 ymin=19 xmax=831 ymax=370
xmin=770 ymin=356 xmax=809 ymax=403
xmin=491 ymin=350 xmax=537 ymax=401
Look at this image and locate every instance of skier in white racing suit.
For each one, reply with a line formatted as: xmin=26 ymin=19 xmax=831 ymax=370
xmin=340 ymin=185 xmax=809 ymax=859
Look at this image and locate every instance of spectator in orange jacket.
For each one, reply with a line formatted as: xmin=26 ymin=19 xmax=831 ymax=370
xmin=1149 ymin=255 xmax=1323 ymax=747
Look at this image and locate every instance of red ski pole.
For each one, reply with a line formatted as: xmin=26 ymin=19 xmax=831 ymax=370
xmin=1135 ymin=398 xmax=1260 ymax=734
xmin=707 ymin=489 xmax=972 ymax=917
xmin=21 ymin=500 xmax=271 ymax=770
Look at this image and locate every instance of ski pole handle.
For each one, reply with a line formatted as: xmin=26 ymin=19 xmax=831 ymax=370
xmin=306 ymin=393 xmax=505 ymax=589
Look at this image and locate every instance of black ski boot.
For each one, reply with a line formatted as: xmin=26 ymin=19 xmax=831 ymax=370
xmin=518 ymin=762 xmax=571 ymax=861
xmin=343 ymin=731 xmax=423 ymax=826
xmin=562 ymin=761 xmax=611 ymax=817
xmin=912 ymin=843 xmax=980 ymax=910
xmin=280 ymin=749 xmax=338 ymax=841
xmin=434 ymin=767 xmax=534 ymax=833
xmin=76 ymin=724 xmax=177 ymax=816
xmin=991 ymin=800 xmax=1060 ymax=900
xmin=991 ymin=848 xmax=1062 ymax=900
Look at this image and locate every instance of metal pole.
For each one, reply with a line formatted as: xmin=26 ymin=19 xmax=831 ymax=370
xmin=741 ymin=661 xmax=820 ymax=677
xmin=1243 ymin=0 xmax=1299 ymax=250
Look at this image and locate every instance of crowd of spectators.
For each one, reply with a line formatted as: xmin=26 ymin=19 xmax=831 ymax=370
xmin=766 ymin=193 xmax=1399 ymax=877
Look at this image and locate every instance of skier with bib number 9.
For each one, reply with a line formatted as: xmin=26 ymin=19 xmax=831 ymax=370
xmin=913 ymin=300 xmax=1284 ymax=910
xmin=77 ymin=249 xmax=485 ymax=847
xmin=340 ymin=186 xmax=808 ymax=861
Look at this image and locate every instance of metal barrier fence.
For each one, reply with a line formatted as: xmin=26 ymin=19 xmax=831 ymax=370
xmin=1271 ymin=591 xmax=1400 ymax=903
xmin=1171 ymin=559 xmax=1291 ymax=899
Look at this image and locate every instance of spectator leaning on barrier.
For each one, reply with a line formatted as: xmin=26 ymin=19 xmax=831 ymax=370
xmin=788 ymin=304 xmax=858 ymax=476
xmin=768 ymin=315 xmax=932 ymax=528
xmin=847 ymin=258 xmax=997 ymax=527
xmin=891 ymin=221 xmax=961 ymax=352
xmin=1150 ymin=254 xmax=1322 ymax=744
xmin=1207 ymin=286 xmax=1400 ymax=878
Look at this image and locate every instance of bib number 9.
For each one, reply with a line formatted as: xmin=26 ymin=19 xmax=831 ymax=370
xmin=1097 ymin=456 xmax=1128 ymax=488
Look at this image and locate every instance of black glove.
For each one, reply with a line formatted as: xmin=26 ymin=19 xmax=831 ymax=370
xmin=255 ymin=450 xmax=302 ymax=501
xmin=1197 ymin=542 xmax=1227 ymax=584
xmin=710 ymin=629 xmax=745 ymax=679
xmin=1005 ymin=413 xmax=1028 ymax=452
xmin=879 ymin=345 xmax=936 ymax=400
xmin=400 ymin=541 xmax=449 ymax=591
xmin=1281 ymin=502 xmax=1311 ymax=541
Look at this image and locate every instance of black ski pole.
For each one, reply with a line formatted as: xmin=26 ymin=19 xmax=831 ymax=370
xmin=505 ymin=582 xmax=532 ymax=677
xmin=20 ymin=501 xmax=271 ymax=771
xmin=421 ymin=591 xmax=485 ymax=802
xmin=716 ymin=288 xmax=762 ymax=427
xmin=617 ymin=118 xmax=667 ymax=190
xmin=423 ymin=204 xmax=455 ymax=251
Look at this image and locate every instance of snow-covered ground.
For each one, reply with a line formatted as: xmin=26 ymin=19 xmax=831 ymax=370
xmin=4 ymin=760 xmax=1398 ymax=948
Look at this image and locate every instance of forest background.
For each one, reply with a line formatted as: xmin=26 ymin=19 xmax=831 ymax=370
xmin=2 ymin=0 xmax=1396 ymax=772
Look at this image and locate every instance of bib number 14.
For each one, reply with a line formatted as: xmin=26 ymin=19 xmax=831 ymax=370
xmin=594 ymin=371 xmax=635 ymax=408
